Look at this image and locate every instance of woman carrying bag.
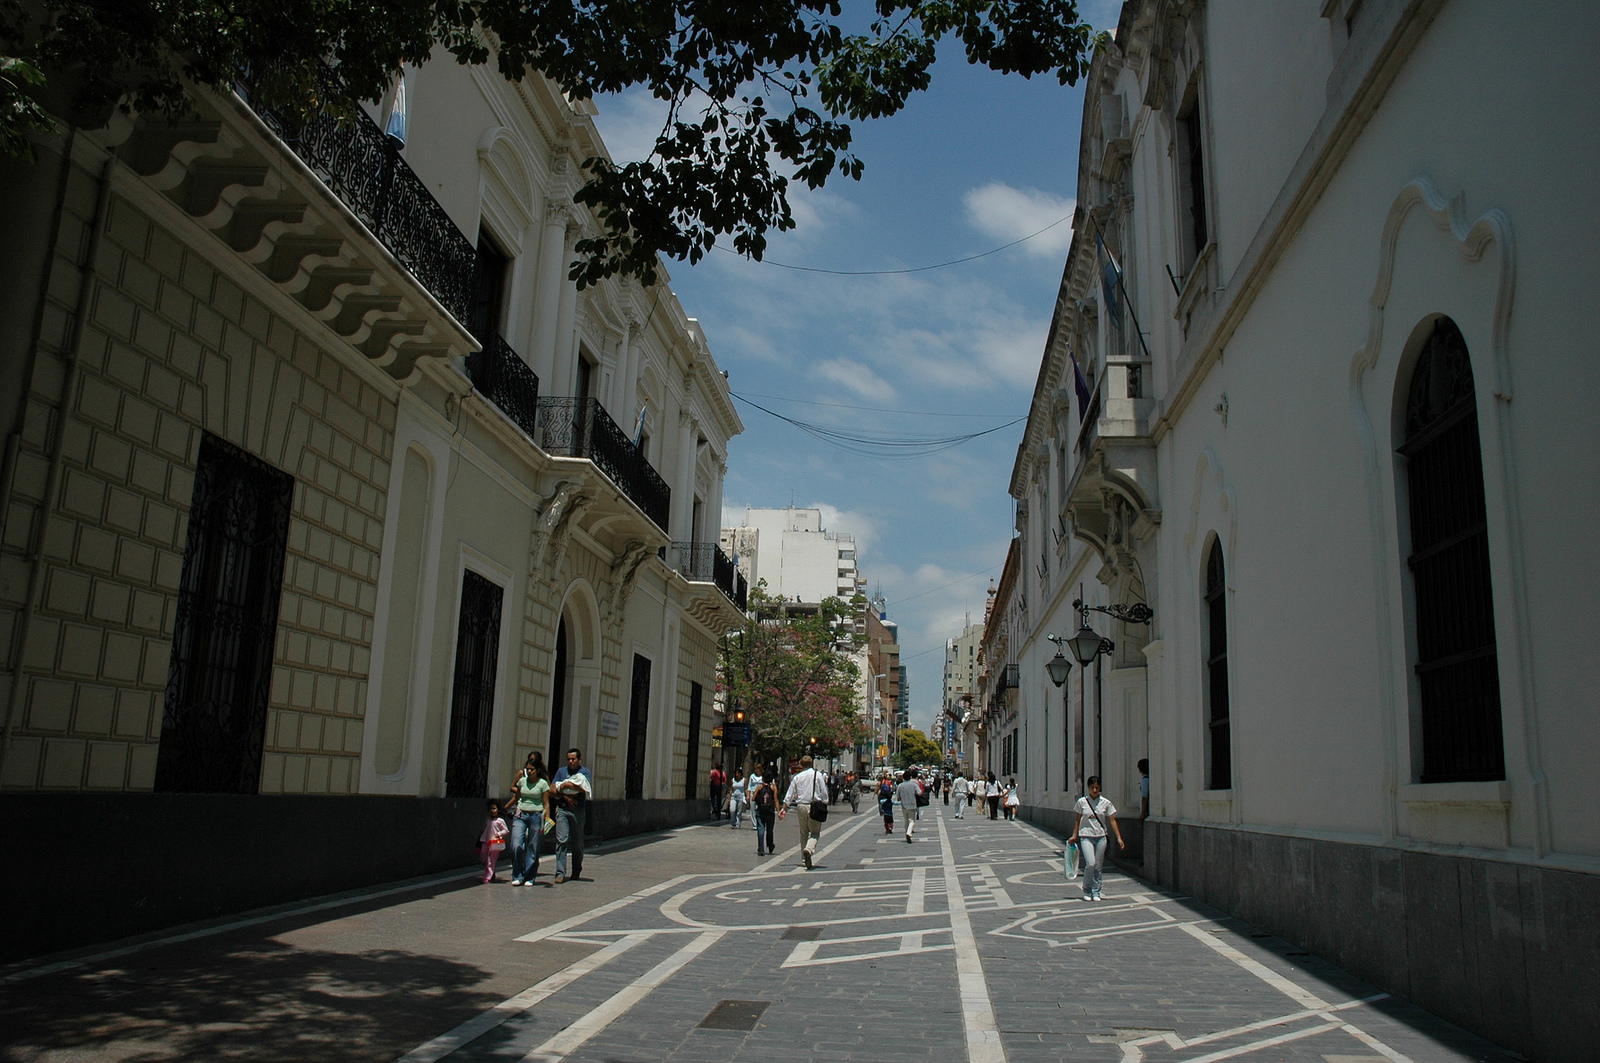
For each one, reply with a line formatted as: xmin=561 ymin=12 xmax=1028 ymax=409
xmin=1067 ymin=775 xmax=1125 ymax=901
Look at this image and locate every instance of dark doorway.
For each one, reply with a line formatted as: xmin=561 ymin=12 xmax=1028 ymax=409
xmin=445 ymin=570 xmax=503 ymax=798
xmin=156 ymin=433 xmax=293 ymax=794
xmin=548 ymin=617 xmax=568 ymax=768
xmin=625 ymin=654 xmax=651 ymax=800
xmin=470 ymin=229 xmax=509 ymax=344
xmin=685 ymin=681 xmax=703 ymax=801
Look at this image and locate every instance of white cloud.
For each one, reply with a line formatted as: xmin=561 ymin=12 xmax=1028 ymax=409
xmin=590 ymin=88 xmax=670 ymax=165
xmin=813 ymin=358 xmax=896 ymax=402
xmin=963 ymin=182 xmax=1076 ymax=261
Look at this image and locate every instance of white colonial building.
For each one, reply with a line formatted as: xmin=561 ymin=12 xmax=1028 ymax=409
xmin=1006 ymin=1 xmax=1598 ymax=1058
xmin=0 ymin=43 xmax=744 ymax=957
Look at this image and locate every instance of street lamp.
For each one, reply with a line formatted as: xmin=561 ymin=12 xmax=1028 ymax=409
xmin=1068 ymin=597 xmax=1153 ymax=784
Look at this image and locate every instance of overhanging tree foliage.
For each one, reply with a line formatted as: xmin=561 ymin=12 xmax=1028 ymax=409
xmin=721 ymin=584 xmax=868 ymax=765
xmin=0 ymin=0 xmax=1101 ymax=286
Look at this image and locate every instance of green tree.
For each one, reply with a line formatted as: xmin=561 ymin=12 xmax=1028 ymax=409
xmin=1 ymin=0 xmax=1101 ymax=285
xmin=895 ymin=727 xmax=942 ymax=769
xmin=722 ymin=584 xmax=868 ymax=765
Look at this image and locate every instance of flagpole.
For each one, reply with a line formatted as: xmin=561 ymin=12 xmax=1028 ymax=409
xmin=1088 ymin=214 xmax=1154 ymax=363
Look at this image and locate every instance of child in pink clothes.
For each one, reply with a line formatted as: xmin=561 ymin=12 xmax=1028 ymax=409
xmin=479 ymin=799 xmax=509 ymax=883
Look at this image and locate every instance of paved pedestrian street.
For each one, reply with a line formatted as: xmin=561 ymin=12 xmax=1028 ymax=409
xmin=1 ymin=806 xmax=1517 ymax=1063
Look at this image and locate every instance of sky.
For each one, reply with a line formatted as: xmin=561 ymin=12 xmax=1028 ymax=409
xmin=591 ymin=2 xmax=1120 ymax=737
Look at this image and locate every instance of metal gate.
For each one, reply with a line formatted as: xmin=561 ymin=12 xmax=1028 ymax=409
xmin=445 ymin=570 xmax=503 ymax=797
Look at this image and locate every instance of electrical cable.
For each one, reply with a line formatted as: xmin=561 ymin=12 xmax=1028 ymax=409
xmin=731 ymin=392 xmax=1024 ymax=460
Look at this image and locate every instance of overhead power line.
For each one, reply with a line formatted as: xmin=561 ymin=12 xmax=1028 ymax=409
xmin=731 ymin=392 xmax=1024 ymax=460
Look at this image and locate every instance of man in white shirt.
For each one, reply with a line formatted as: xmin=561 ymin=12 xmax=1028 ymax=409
xmin=777 ymin=755 xmax=828 ymax=869
xmin=895 ymin=769 xmax=923 ymax=842
xmin=952 ymin=772 xmax=970 ymax=818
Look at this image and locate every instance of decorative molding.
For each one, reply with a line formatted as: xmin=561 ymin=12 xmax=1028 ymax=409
xmin=1347 ymin=174 xmax=1543 ymax=855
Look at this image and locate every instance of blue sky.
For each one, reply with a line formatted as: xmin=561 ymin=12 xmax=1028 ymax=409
xmin=592 ymin=2 xmax=1118 ymax=734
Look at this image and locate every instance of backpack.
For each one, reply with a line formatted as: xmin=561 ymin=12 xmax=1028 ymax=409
xmin=754 ymin=781 xmax=775 ymax=810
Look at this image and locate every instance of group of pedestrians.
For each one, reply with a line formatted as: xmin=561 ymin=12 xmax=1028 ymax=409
xmin=707 ymin=757 xmax=1130 ymax=905
xmin=477 ymin=747 xmax=595 ymax=886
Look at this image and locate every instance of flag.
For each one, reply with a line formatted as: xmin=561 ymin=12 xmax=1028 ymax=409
xmin=1096 ymin=233 xmax=1123 ymax=334
xmin=633 ymin=404 xmax=650 ymax=447
xmin=1070 ymin=348 xmax=1091 ymax=424
xmin=383 ymin=73 xmax=409 ymax=149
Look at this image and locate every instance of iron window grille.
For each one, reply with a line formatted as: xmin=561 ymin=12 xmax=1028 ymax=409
xmin=446 ymin=570 xmax=503 ymax=798
xmin=1398 ymin=317 xmax=1505 ymax=782
xmin=156 ymin=433 xmax=293 ymax=794
xmin=1204 ymin=542 xmax=1231 ymax=790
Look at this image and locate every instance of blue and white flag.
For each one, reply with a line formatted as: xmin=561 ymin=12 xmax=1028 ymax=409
xmin=1096 ymin=233 xmax=1123 ymax=334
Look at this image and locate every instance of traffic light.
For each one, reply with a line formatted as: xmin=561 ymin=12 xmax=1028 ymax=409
xmin=730 ymin=707 xmax=747 ymax=725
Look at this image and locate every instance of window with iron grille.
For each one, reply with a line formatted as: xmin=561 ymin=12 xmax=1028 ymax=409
xmin=155 ymin=433 xmax=293 ymax=794
xmin=685 ymin=681 xmax=703 ymax=801
xmin=625 ymin=654 xmax=652 ymax=800
xmin=1204 ymin=541 xmax=1231 ymax=790
xmin=1398 ymin=317 xmax=1505 ymax=782
xmin=446 ymin=570 xmax=503 ymax=798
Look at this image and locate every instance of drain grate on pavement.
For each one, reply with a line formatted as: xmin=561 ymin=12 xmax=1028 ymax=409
xmin=698 ymin=999 xmax=771 ymax=1030
xmin=780 ymin=925 xmax=822 ymax=940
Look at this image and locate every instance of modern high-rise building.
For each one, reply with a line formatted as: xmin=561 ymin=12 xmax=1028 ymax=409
xmin=721 ymin=506 xmax=862 ymax=607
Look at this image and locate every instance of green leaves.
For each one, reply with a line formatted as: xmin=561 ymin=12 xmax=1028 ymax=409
xmin=722 ymin=585 xmax=869 ymax=762
xmin=2 ymin=0 xmax=1095 ymax=284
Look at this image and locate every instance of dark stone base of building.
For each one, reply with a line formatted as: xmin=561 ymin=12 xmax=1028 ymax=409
xmin=0 ymin=794 xmax=705 ymax=964
xmin=1139 ymin=819 xmax=1598 ymax=1063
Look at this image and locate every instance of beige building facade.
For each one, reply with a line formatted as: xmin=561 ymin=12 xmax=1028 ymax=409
xmin=0 ymin=47 xmax=744 ymax=956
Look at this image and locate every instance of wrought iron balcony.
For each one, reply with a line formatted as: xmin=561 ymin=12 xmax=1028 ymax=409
xmin=537 ymin=398 xmax=671 ymax=532
xmin=237 ymin=74 xmax=476 ymax=326
xmin=667 ymin=542 xmax=748 ymax=611
xmin=467 ymin=330 xmax=540 ymax=440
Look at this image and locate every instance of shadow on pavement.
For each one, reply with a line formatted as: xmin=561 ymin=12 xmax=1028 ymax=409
xmin=0 ymin=939 xmax=501 ymax=1063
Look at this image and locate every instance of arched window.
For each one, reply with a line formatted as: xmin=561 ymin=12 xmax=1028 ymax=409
xmin=1398 ymin=317 xmax=1505 ymax=782
xmin=1204 ymin=541 xmax=1231 ymax=789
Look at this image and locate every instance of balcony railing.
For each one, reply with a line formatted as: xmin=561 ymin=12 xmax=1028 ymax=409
xmin=467 ymin=331 xmax=540 ymax=440
xmin=237 ymin=74 xmax=476 ymax=326
xmin=667 ymin=542 xmax=748 ymax=611
xmin=538 ymin=398 xmax=671 ymax=532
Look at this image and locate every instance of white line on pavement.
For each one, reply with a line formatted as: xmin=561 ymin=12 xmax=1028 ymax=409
xmin=515 ymin=874 xmax=696 ymax=942
xmin=906 ymin=867 xmax=926 ymax=916
xmin=393 ymin=933 xmax=650 ymax=1063
xmin=518 ymin=929 xmax=725 ymax=1063
xmin=1178 ymin=921 xmax=1330 ymax=1010
xmin=936 ymin=813 xmax=1007 ymax=1063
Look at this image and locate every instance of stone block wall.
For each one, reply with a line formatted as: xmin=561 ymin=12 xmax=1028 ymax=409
xmin=1144 ymin=820 xmax=1600 ymax=1062
xmin=0 ymin=176 xmax=394 ymax=793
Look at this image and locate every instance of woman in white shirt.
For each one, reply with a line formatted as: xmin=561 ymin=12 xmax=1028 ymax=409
xmin=1068 ymin=775 xmax=1125 ymax=901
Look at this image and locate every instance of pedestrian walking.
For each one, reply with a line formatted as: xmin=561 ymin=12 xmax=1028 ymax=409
xmin=942 ymin=775 xmax=950 ymax=805
xmin=751 ymin=765 xmax=778 ymax=855
xmin=952 ymin=771 xmax=969 ymax=818
xmin=777 ymin=755 xmax=829 ymax=869
xmin=896 ymin=769 xmax=922 ymax=842
xmin=708 ymin=764 xmax=725 ymax=820
xmin=877 ymin=773 xmax=896 ymax=833
xmin=507 ymin=758 xmax=553 ymax=886
xmin=728 ymin=766 xmax=748 ymax=829
xmin=551 ymin=747 xmax=593 ymax=883
xmin=477 ymin=799 xmax=509 ymax=884
xmin=1003 ymin=777 xmax=1020 ymax=820
xmin=971 ymin=774 xmax=987 ymax=816
xmin=986 ymin=772 xmax=1002 ymax=820
xmin=913 ymin=772 xmax=930 ymax=820
xmin=1068 ymin=775 xmax=1126 ymax=901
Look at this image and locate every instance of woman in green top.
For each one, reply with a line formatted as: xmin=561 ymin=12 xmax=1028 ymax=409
xmin=508 ymin=759 xmax=553 ymax=886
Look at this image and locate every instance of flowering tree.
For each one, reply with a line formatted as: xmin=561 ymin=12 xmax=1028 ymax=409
xmin=722 ymin=584 xmax=868 ymax=765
